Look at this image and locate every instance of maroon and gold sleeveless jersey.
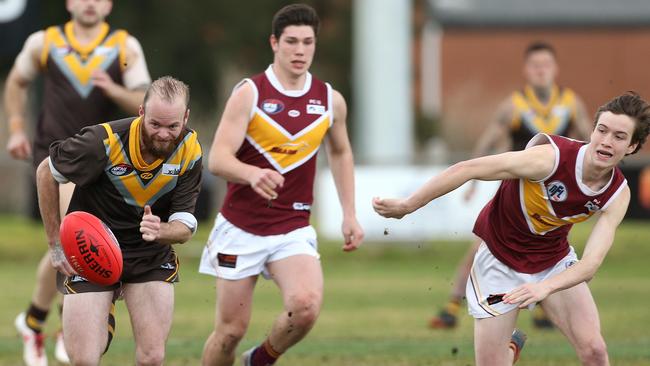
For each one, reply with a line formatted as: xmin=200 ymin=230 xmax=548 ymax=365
xmin=473 ymin=134 xmax=627 ymax=273
xmin=221 ymin=66 xmax=333 ymax=235
xmin=34 ymin=21 xmax=128 ymax=167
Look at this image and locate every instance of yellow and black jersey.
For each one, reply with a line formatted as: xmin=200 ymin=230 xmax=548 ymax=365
xmin=34 ymin=21 xmax=128 ymax=168
xmin=510 ymin=85 xmax=578 ymax=151
xmin=49 ymin=117 xmax=202 ymax=258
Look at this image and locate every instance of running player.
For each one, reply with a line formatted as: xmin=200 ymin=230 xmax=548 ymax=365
xmin=36 ymin=76 xmax=201 ymax=365
xmin=374 ymin=92 xmax=650 ymax=365
xmin=430 ymin=41 xmax=592 ymax=330
xmin=198 ymin=4 xmax=364 ymax=366
xmin=4 ymin=1 xmax=150 ymax=364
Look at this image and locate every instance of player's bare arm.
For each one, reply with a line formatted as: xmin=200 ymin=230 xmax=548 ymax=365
xmin=471 ymin=98 xmax=515 ymax=159
xmin=92 ymin=36 xmax=150 ymax=114
xmin=4 ymin=31 xmax=43 ymax=160
xmin=326 ymin=89 xmax=364 ymax=251
xmin=140 ymin=205 xmax=193 ymax=244
xmin=35 ymin=158 xmax=75 ymax=276
xmin=504 ymin=186 xmax=630 ymax=308
xmin=208 ymin=82 xmax=284 ymax=200
xmin=373 ymin=144 xmax=556 ymax=219
xmin=464 ymin=97 xmax=515 ymax=201
xmin=90 ymin=69 xmax=144 ymax=114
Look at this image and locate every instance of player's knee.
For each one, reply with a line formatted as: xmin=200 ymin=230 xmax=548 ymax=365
xmin=286 ymin=291 xmax=322 ymax=328
xmin=576 ymin=337 xmax=608 ymax=364
xmin=214 ymin=321 xmax=248 ymax=350
xmin=135 ymin=347 xmax=165 ymax=366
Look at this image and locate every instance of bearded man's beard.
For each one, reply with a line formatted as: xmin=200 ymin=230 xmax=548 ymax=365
xmin=141 ymin=127 xmax=183 ymax=159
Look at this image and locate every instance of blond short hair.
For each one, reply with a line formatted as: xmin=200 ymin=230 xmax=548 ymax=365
xmin=143 ymin=76 xmax=190 ymax=110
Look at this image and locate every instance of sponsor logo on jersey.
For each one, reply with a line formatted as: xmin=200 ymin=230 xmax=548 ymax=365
xmin=262 ymin=99 xmax=284 ymax=114
xmin=584 ymin=200 xmax=601 ymax=212
xmin=546 ymin=180 xmax=568 ymax=202
xmin=288 ymin=109 xmax=300 ymax=117
xmin=293 ymin=202 xmax=311 ymax=211
xmin=109 ymin=163 xmax=134 ymax=176
xmin=532 ymin=213 xmax=554 ymax=226
xmin=140 ymin=172 xmax=154 ymax=180
xmin=308 ymin=99 xmax=322 ymax=105
xmin=162 ymin=163 xmax=181 ymax=176
xmin=306 ymin=104 xmax=326 ymax=115
xmin=270 ymin=141 xmax=309 ymax=155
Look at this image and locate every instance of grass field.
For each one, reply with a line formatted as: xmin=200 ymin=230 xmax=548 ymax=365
xmin=0 ymin=215 xmax=649 ymax=365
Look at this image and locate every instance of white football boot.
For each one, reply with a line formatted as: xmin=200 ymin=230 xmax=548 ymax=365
xmin=14 ymin=312 xmax=48 ymax=366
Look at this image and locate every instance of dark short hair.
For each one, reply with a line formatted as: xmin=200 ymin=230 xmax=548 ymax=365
xmin=595 ymin=92 xmax=650 ymax=155
xmin=272 ymin=4 xmax=320 ymax=40
xmin=143 ymin=76 xmax=190 ymax=111
xmin=524 ymin=41 xmax=556 ymax=59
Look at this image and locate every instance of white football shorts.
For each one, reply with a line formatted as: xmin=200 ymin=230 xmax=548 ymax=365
xmin=466 ymin=242 xmax=578 ymax=319
xmin=199 ymin=214 xmax=320 ymax=280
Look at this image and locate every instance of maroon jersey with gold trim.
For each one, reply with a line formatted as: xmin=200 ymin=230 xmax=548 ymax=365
xmin=221 ymin=66 xmax=333 ymax=235
xmin=473 ymin=134 xmax=627 ymax=273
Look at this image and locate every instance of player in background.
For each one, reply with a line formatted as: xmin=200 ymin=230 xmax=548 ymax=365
xmin=430 ymin=41 xmax=593 ymax=330
xmin=199 ymin=4 xmax=363 ymax=366
xmin=36 ymin=76 xmax=201 ymax=365
xmin=3 ymin=0 xmax=150 ymax=364
xmin=375 ymin=92 xmax=650 ymax=365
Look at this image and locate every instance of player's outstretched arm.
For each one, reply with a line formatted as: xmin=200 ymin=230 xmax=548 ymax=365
xmin=503 ymin=186 xmax=631 ymax=308
xmin=36 ymin=158 xmax=76 ymax=276
xmin=373 ymin=144 xmax=556 ymax=219
xmin=326 ymin=90 xmax=364 ymax=251
xmin=207 ymin=82 xmax=284 ymax=200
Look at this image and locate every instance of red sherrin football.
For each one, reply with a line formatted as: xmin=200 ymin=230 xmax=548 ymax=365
xmin=59 ymin=211 xmax=123 ymax=286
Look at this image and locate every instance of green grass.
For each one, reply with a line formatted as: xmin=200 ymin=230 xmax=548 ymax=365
xmin=0 ymin=216 xmax=649 ymax=365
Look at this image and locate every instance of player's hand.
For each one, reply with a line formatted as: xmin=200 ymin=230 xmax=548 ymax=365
xmin=341 ymin=216 xmax=364 ymax=252
xmin=51 ymin=241 xmax=76 ymax=277
xmin=7 ymin=131 xmax=32 ymax=160
xmin=372 ymin=197 xmax=412 ymax=219
xmin=503 ymin=282 xmax=552 ymax=308
xmin=91 ymin=70 xmax=118 ymax=96
xmin=248 ymin=168 xmax=284 ymax=201
xmin=140 ymin=205 xmax=161 ymax=242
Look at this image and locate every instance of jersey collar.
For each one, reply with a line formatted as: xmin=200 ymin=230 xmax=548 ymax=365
xmin=265 ymin=64 xmax=312 ymax=97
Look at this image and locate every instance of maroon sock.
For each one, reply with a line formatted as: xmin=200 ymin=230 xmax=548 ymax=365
xmin=250 ymin=339 xmax=281 ymax=366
